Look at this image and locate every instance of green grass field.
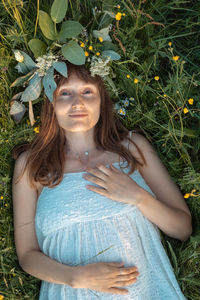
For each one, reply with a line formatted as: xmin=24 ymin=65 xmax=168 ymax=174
xmin=0 ymin=0 xmax=199 ymax=299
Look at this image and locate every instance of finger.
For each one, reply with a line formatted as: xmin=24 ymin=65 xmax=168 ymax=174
xmin=106 ymin=262 xmax=124 ymax=267
xmin=83 ymin=174 xmax=107 ymax=188
xmin=110 ymin=164 xmax=121 ymax=173
xmin=86 ymin=185 xmax=108 ymax=197
xmin=118 ymin=266 xmax=138 ymax=275
xmin=113 ymin=278 xmax=137 ymax=287
xmin=117 ymin=272 xmax=140 ymax=281
xmin=96 ymin=164 xmax=113 ymax=176
xmin=107 ymin=287 xmax=129 ymax=295
xmin=85 ymin=167 xmax=109 ymax=180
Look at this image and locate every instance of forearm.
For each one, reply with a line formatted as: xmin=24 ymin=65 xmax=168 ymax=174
xmin=20 ymin=249 xmax=74 ymax=286
xmin=134 ymin=189 xmax=192 ymax=241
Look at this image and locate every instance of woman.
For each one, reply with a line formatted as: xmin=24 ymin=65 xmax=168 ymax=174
xmin=12 ymin=61 xmax=192 ymax=299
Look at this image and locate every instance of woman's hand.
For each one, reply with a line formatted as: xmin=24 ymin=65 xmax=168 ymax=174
xmin=82 ymin=164 xmax=143 ymax=205
xmin=72 ymin=261 xmax=139 ymax=295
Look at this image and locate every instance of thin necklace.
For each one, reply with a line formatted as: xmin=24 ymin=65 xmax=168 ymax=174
xmin=68 ymin=147 xmax=98 ymax=169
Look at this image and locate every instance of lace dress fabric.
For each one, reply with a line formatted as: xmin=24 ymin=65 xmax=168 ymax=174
xmin=35 ymin=133 xmax=186 ymax=300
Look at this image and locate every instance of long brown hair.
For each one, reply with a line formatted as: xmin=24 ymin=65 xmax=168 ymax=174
xmin=13 ymin=61 xmax=146 ymax=188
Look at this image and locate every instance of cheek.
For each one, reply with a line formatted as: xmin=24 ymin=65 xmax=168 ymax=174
xmin=54 ymin=101 xmax=70 ymax=115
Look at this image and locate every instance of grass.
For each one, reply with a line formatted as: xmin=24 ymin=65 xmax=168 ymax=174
xmin=0 ymin=0 xmax=200 ymax=299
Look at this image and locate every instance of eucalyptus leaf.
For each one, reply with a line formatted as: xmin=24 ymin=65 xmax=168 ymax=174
xmin=102 ymin=50 xmax=121 ymax=60
xmin=15 ymin=63 xmax=29 ymax=74
xmin=61 ymin=41 xmax=85 ymax=65
xmin=101 ymin=41 xmax=118 ymax=51
xmin=10 ymin=92 xmax=23 ymax=101
xmin=10 ymin=69 xmax=35 ymax=88
xmin=58 ymin=21 xmax=83 ymax=41
xmin=21 ymin=74 xmax=42 ymax=102
xmin=14 ymin=50 xmax=36 ymax=74
xmin=50 ymin=0 xmax=68 ymax=24
xmin=10 ymin=100 xmax=26 ymax=123
xmin=39 ymin=10 xmax=57 ymax=40
xmin=10 ymin=100 xmax=26 ymax=115
xmin=93 ymin=27 xmax=112 ymax=42
xmin=53 ymin=61 xmax=68 ymax=77
xmin=42 ymin=67 xmax=57 ymax=102
xmin=99 ymin=13 xmax=115 ymax=29
xmin=28 ymin=39 xmax=47 ymax=58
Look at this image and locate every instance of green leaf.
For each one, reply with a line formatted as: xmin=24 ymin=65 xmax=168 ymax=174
xmin=102 ymin=0 xmax=114 ymax=11
xmin=39 ymin=10 xmax=57 ymax=40
xmin=101 ymin=41 xmax=118 ymax=51
xmin=42 ymin=67 xmax=57 ymax=102
xmin=10 ymin=101 xmax=26 ymax=123
xmin=14 ymin=50 xmax=36 ymax=74
xmin=104 ymin=76 xmax=118 ymax=96
xmin=21 ymin=74 xmax=42 ymax=102
xmin=28 ymin=39 xmax=47 ymax=58
xmin=93 ymin=27 xmax=112 ymax=42
xmin=102 ymin=50 xmax=121 ymax=60
xmin=53 ymin=61 xmax=68 ymax=77
xmin=50 ymin=0 xmax=68 ymax=24
xmin=10 ymin=69 xmax=35 ymax=87
xmin=58 ymin=21 xmax=83 ymax=41
xmin=61 ymin=41 xmax=85 ymax=65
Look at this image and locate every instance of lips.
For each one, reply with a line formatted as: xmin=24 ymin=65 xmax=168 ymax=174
xmin=69 ymin=114 xmax=88 ymax=118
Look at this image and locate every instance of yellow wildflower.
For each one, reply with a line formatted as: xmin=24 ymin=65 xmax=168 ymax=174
xmin=163 ymin=94 xmax=167 ymax=97
xmin=183 ymin=108 xmax=189 ymax=114
xmin=0 ymin=196 xmax=3 ymax=200
xmin=154 ymin=76 xmax=159 ymax=81
xmin=88 ymin=45 xmax=93 ymax=51
xmin=188 ymin=98 xmax=194 ymax=105
xmin=117 ymin=4 xmax=120 ymax=8
xmin=173 ymin=56 xmax=180 ymax=61
xmin=96 ymin=52 xmax=100 ymax=56
xmin=84 ymin=51 xmax=89 ymax=57
xmin=122 ymin=13 xmax=126 ymax=16
xmin=126 ymin=74 xmax=130 ymax=78
xmin=184 ymin=193 xmax=190 ymax=199
xmin=34 ymin=126 xmax=40 ymax=133
xmin=134 ymin=78 xmax=139 ymax=84
xmin=98 ymin=37 xmax=103 ymax=43
xmin=0 ymin=295 xmax=4 ymax=300
xmin=168 ymin=42 xmax=172 ymax=47
xmin=4 ymin=203 xmax=8 ymax=207
xmin=80 ymin=42 xmax=85 ymax=48
xmin=115 ymin=12 xmax=122 ymax=20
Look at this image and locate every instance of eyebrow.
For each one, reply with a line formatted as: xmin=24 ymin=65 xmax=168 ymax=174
xmin=58 ymin=84 xmax=96 ymax=91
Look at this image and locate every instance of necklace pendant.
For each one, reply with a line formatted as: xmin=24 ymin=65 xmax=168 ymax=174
xmin=85 ymin=151 xmax=89 ymax=156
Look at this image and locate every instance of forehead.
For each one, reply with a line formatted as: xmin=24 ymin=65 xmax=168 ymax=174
xmin=56 ymin=73 xmax=99 ymax=92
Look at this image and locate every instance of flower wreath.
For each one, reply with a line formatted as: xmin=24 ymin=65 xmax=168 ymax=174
xmin=9 ymin=0 xmax=123 ymax=125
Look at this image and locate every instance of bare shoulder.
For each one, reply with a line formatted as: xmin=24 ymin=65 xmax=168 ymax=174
xmin=13 ymin=149 xmax=41 ymax=194
xmin=128 ymin=131 xmax=191 ymax=217
xmin=127 ymin=131 xmax=152 ymax=166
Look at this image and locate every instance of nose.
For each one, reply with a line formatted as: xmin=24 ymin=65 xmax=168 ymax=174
xmin=71 ymin=94 xmax=85 ymax=108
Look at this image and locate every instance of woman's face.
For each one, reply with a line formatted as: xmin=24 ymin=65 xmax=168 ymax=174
xmin=53 ymin=72 xmax=101 ymax=132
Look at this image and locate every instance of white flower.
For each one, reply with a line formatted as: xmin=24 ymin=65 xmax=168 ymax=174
xmin=14 ymin=51 xmax=24 ymax=62
xmin=122 ymin=98 xmax=129 ymax=107
xmin=118 ymin=107 xmax=126 ymax=116
xmin=89 ymin=56 xmax=111 ymax=78
xmin=35 ymin=53 xmax=59 ymax=77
